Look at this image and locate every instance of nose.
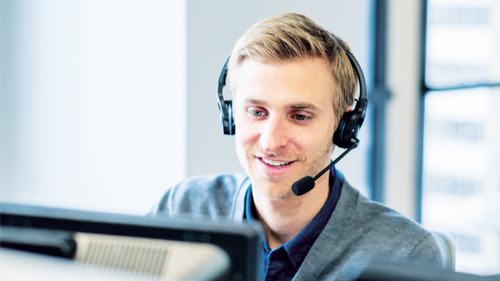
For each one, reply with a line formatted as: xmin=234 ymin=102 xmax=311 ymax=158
xmin=259 ymin=115 xmax=289 ymax=154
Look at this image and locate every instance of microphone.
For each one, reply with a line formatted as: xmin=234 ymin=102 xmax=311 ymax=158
xmin=291 ymin=139 xmax=358 ymax=196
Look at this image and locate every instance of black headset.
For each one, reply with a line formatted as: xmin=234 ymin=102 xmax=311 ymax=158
xmin=216 ymin=50 xmax=367 ymax=149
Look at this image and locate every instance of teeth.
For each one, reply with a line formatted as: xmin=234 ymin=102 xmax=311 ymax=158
xmin=262 ymin=158 xmax=291 ymax=167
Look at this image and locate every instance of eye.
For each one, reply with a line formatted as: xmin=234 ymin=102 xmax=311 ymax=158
xmin=290 ymin=111 xmax=312 ymax=122
xmin=292 ymin=114 xmax=308 ymax=121
xmin=247 ymin=107 xmax=267 ymax=118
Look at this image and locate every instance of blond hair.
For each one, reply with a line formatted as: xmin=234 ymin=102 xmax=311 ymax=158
xmin=228 ymin=13 xmax=356 ymax=120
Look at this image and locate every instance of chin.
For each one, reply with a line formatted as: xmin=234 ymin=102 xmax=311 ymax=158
xmin=251 ymin=177 xmax=295 ymax=199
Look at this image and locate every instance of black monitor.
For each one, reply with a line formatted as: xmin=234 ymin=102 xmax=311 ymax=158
xmin=0 ymin=202 xmax=262 ymax=281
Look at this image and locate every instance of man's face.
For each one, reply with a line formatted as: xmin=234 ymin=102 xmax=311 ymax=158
xmin=232 ymin=57 xmax=338 ymax=199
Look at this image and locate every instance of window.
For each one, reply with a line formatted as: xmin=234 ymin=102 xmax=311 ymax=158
xmin=420 ymin=0 xmax=500 ymax=275
xmin=425 ymin=176 xmax=482 ymax=196
xmin=449 ymin=232 xmax=481 ymax=254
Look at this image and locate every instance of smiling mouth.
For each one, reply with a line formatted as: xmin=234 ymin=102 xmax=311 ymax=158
xmin=257 ymin=157 xmax=295 ymax=167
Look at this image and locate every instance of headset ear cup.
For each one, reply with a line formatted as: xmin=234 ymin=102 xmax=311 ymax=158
xmin=218 ymin=102 xmax=228 ymax=135
xmin=333 ymin=117 xmax=348 ymax=148
xmin=333 ymin=111 xmax=360 ymax=148
xmin=223 ymin=100 xmax=235 ymax=135
xmin=217 ymin=57 xmax=235 ymax=135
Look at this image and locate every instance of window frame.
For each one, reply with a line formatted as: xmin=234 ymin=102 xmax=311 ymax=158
xmin=416 ymin=0 xmax=500 ymax=221
xmin=369 ymin=0 xmax=391 ymax=202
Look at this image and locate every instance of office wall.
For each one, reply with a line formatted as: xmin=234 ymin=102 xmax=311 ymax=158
xmin=0 ymin=0 xmax=186 ymax=214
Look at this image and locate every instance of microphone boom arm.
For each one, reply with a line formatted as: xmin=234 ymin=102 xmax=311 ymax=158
xmin=312 ymin=138 xmax=359 ymax=181
xmin=292 ymin=138 xmax=359 ymax=196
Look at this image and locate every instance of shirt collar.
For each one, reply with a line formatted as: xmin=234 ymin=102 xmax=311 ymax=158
xmin=244 ymin=165 xmax=344 ymax=269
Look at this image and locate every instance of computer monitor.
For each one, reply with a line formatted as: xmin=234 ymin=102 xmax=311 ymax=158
xmin=0 ymin=202 xmax=262 ymax=281
xmin=356 ymin=258 xmax=498 ymax=281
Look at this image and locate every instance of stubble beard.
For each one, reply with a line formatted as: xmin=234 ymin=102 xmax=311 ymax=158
xmin=250 ymin=143 xmax=334 ymax=200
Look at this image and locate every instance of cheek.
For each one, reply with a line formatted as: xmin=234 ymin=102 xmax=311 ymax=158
xmin=234 ymin=109 xmax=259 ymax=141
xmin=234 ymin=126 xmax=259 ymax=172
xmin=299 ymin=135 xmax=326 ymax=154
xmin=235 ymin=131 xmax=259 ymax=154
xmin=303 ymin=124 xmax=335 ymax=155
xmin=234 ymin=118 xmax=258 ymax=152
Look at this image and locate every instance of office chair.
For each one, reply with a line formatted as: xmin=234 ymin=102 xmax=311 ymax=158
xmin=432 ymin=231 xmax=456 ymax=270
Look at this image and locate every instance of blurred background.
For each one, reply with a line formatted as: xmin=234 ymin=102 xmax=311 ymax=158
xmin=0 ymin=0 xmax=499 ymax=276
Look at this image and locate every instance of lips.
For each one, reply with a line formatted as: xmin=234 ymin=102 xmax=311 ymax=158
xmin=257 ymin=156 xmax=296 ymax=168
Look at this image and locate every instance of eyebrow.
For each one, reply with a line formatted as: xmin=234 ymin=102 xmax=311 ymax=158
xmin=243 ymin=98 xmax=320 ymax=111
xmin=290 ymin=103 xmax=320 ymax=111
xmin=244 ymin=98 xmax=266 ymax=106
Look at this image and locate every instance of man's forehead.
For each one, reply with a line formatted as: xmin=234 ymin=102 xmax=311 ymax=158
xmin=231 ymin=57 xmax=337 ymax=110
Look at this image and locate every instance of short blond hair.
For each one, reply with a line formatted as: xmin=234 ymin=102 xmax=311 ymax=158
xmin=228 ymin=13 xmax=356 ymax=120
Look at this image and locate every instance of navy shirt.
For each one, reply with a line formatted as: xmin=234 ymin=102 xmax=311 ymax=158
xmin=244 ymin=166 xmax=343 ymax=281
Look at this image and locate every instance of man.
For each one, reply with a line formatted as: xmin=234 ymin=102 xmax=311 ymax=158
xmin=154 ymin=13 xmax=445 ymax=280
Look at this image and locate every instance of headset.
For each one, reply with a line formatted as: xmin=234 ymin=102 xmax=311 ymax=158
xmin=216 ymin=50 xmax=368 ymax=149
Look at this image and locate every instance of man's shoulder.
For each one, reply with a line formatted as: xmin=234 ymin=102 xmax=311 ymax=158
xmin=352 ymin=189 xmax=426 ymax=235
xmin=338 ymin=182 xmax=426 ymax=233
xmin=337 ymin=182 xmax=442 ymax=261
xmin=153 ymin=173 xmax=249 ymax=220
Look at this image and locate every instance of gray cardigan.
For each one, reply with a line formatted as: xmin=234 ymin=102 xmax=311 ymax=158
xmin=153 ymin=174 xmax=446 ymax=280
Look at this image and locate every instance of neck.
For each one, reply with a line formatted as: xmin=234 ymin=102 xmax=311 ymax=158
xmin=252 ymin=172 xmax=330 ymax=249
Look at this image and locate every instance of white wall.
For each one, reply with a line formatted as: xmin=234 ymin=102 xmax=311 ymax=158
xmin=0 ymin=0 xmax=186 ymax=214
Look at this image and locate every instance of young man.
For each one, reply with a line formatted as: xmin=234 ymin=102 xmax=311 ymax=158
xmin=154 ymin=13 xmax=445 ymax=280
